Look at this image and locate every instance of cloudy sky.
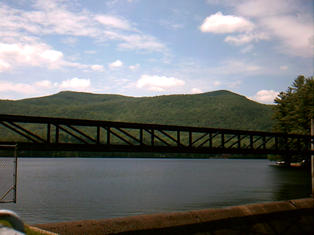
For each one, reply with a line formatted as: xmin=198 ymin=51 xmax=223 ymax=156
xmin=0 ymin=0 xmax=313 ymax=103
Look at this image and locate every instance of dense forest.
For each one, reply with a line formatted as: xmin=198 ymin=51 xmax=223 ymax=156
xmin=0 ymin=90 xmax=274 ymax=131
xmin=0 ymin=90 xmax=274 ymax=158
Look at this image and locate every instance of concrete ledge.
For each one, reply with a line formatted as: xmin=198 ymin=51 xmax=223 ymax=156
xmin=35 ymin=198 xmax=314 ymax=235
xmin=26 ymin=225 xmax=58 ymax=235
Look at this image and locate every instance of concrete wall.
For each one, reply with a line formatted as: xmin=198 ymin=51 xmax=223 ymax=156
xmin=36 ymin=198 xmax=314 ymax=235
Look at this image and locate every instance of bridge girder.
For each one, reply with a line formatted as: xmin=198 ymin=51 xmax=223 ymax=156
xmin=0 ymin=114 xmax=313 ymax=156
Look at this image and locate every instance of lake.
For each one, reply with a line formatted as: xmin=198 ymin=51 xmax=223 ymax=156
xmin=2 ymin=158 xmax=311 ymax=224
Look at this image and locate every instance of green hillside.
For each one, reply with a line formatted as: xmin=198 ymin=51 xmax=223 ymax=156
xmin=0 ymin=90 xmax=274 ymax=131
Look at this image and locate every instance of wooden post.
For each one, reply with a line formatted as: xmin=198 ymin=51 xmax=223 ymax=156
xmin=311 ymin=119 xmax=314 ymax=197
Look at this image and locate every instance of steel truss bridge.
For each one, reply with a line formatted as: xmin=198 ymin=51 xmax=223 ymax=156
xmin=0 ymin=114 xmax=313 ymax=156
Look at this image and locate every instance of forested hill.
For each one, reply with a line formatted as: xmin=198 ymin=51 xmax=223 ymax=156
xmin=0 ymin=90 xmax=274 ymax=131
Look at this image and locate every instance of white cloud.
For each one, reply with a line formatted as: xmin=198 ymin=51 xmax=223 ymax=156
xmin=251 ymin=89 xmax=279 ymax=103
xmin=91 ymin=64 xmax=104 ymax=71
xmin=59 ymin=77 xmax=91 ymax=90
xmin=280 ymin=65 xmax=288 ymax=71
xmin=0 ymin=40 xmax=104 ymax=72
xmin=40 ymin=49 xmax=63 ymax=63
xmin=191 ymin=88 xmax=202 ymax=94
xmin=109 ymin=60 xmax=123 ymax=69
xmin=205 ymin=0 xmax=314 ymax=57
xmin=114 ymin=33 xmax=166 ymax=52
xmin=213 ymin=81 xmax=221 ymax=87
xmin=34 ymin=80 xmax=53 ymax=88
xmin=0 ymin=77 xmax=94 ymax=99
xmin=0 ymin=41 xmax=94 ymax=72
xmin=0 ymin=0 xmax=167 ymax=56
xmin=0 ymin=81 xmax=37 ymax=94
xmin=236 ymin=0 xmax=313 ymax=57
xmin=241 ymin=44 xmax=254 ymax=53
xmin=200 ymin=12 xmax=254 ymax=34
xmin=0 ymin=59 xmax=11 ymax=72
xmin=0 ymin=79 xmax=57 ymax=99
xmin=261 ymin=15 xmax=313 ymax=57
xmin=129 ymin=64 xmax=140 ymax=71
xmin=224 ymin=33 xmax=269 ymax=45
xmin=24 ymin=4 xmax=95 ymax=37
xmin=95 ymin=15 xmax=133 ymax=31
xmin=236 ymin=0 xmax=298 ymax=18
xmin=136 ymin=74 xmax=185 ymax=92
xmin=0 ymin=42 xmax=64 ymax=71
xmin=218 ymin=60 xmax=262 ymax=75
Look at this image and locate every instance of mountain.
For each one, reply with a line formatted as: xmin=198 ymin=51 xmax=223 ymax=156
xmin=0 ymin=90 xmax=274 ymax=131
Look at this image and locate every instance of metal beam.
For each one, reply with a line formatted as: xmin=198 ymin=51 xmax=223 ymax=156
xmin=0 ymin=114 xmax=312 ymax=156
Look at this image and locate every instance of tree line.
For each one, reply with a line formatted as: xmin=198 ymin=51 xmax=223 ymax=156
xmin=272 ymin=75 xmax=313 ymax=164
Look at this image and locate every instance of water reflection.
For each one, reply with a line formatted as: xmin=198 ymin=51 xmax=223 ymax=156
xmin=268 ymin=165 xmax=311 ymax=201
xmin=2 ymin=158 xmax=311 ymax=224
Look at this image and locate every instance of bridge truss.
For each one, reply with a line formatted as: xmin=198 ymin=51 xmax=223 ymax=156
xmin=0 ymin=114 xmax=313 ymax=156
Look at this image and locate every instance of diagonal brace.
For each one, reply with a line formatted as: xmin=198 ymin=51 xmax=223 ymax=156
xmin=256 ymin=136 xmax=272 ymax=149
xmin=228 ymin=135 xmax=248 ymax=148
xmin=8 ymin=122 xmax=46 ymax=142
xmin=0 ymin=121 xmax=41 ymax=143
xmin=192 ymin=132 xmax=208 ymax=146
xmin=66 ymin=125 xmax=97 ymax=143
xmin=114 ymin=127 xmax=143 ymax=145
xmin=144 ymin=129 xmax=171 ymax=146
xmin=108 ymin=128 xmax=134 ymax=146
xmin=158 ymin=129 xmax=180 ymax=145
xmin=58 ymin=125 xmax=89 ymax=144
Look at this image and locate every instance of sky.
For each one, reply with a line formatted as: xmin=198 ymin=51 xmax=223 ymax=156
xmin=0 ymin=0 xmax=313 ymax=103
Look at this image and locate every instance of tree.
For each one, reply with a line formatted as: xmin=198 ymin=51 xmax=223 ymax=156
xmin=273 ymin=75 xmax=314 ymax=135
xmin=272 ymin=75 xmax=314 ymax=164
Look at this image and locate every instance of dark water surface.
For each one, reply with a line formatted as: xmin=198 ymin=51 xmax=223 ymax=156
xmin=2 ymin=158 xmax=311 ymax=224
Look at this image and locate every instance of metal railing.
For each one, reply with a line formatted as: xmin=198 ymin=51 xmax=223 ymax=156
xmin=0 ymin=145 xmax=17 ymax=203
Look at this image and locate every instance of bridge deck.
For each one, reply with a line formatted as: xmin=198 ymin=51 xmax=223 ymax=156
xmin=0 ymin=114 xmax=313 ymax=155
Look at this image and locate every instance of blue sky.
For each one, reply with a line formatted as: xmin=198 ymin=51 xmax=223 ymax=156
xmin=0 ymin=0 xmax=313 ymax=103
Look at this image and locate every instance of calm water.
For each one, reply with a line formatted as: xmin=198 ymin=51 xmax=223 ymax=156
xmin=2 ymin=158 xmax=311 ymax=224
